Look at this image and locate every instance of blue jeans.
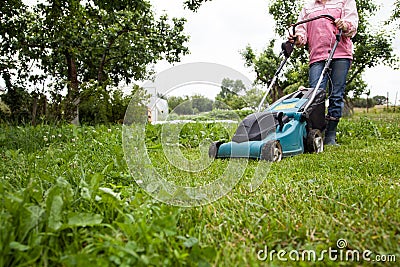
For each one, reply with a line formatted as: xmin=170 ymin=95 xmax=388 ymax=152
xmin=309 ymin=59 xmax=351 ymax=119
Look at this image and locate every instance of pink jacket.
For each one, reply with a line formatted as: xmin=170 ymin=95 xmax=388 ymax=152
xmin=295 ymin=0 xmax=359 ymax=64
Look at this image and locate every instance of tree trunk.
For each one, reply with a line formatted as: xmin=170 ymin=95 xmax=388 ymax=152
xmin=65 ymin=51 xmax=80 ymax=124
xmin=271 ymin=86 xmax=284 ymax=102
xmin=32 ymin=94 xmax=38 ymax=126
xmin=343 ymin=97 xmax=354 ymax=117
xmin=43 ymin=95 xmax=47 ymax=118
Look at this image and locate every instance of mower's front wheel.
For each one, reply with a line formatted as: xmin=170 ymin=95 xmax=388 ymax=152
xmin=260 ymin=140 xmax=282 ymax=162
xmin=306 ymin=129 xmax=324 ymax=153
xmin=209 ymin=141 xmax=223 ymax=158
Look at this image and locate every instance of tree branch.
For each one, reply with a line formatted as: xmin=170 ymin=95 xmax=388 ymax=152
xmin=97 ymin=28 xmax=130 ymax=83
xmin=347 ymin=66 xmax=365 ymax=86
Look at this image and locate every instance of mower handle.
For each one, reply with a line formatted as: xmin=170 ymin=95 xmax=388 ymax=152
xmin=286 ymin=14 xmax=338 ymax=53
xmin=290 ymin=14 xmax=336 ymax=35
xmin=257 ymin=15 xmax=341 ymax=113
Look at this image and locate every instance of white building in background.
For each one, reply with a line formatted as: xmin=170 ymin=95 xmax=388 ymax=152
xmin=147 ymin=97 xmax=168 ymax=123
xmin=141 ymin=84 xmax=169 ymax=123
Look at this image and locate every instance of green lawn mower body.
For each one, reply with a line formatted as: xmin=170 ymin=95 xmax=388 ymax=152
xmin=209 ymin=88 xmax=326 ymax=161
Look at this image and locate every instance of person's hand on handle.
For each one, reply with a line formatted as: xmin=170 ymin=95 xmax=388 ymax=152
xmin=288 ymin=32 xmax=303 ymax=47
xmin=335 ymin=18 xmax=348 ymax=32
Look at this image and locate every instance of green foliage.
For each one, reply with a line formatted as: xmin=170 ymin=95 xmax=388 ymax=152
xmin=1 ymin=112 xmax=400 ymax=266
xmin=239 ymin=88 xmax=264 ymax=110
xmin=218 ymin=78 xmax=246 ymax=98
xmin=214 ymin=94 xmax=247 ymax=110
xmin=0 ymin=83 xmax=141 ymax=125
xmin=0 ymin=124 xmax=216 ymax=266
xmin=390 ymin=0 xmax=400 ymax=26
xmin=350 ymin=95 xmax=388 ymax=108
xmin=0 ymin=87 xmax=34 ymax=124
xmin=146 ymin=122 xmax=233 ymax=148
xmin=233 ymin=109 xmax=254 ymax=119
xmin=242 ymin=40 xmax=302 ymax=101
xmin=192 ymin=94 xmax=213 ymax=113
xmin=168 ymin=95 xmax=190 ymax=113
xmin=345 ymin=72 xmax=368 ymax=96
xmin=22 ymin=0 xmax=189 ymax=85
xmin=214 ymin=78 xmax=249 ymax=110
xmin=373 ymin=95 xmax=388 ymax=105
xmin=338 ymin=114 xmax=400 ymax=140
xmin=242 ymin=42 xmax=279 ymax=86
xmin=168 ymin=95 xmax=214 ymax=115
xmin=351 ymin=97 xmax=376 ymax=108
xmin=280 ymin=61 xmax=309 ymax=94
xmin=1 ymin=0 xmax=189 ymax=124
xmin=79 ymin=83 xmax=112 ymax=125
xmin=349 ymin=95 xmax=387 ymax=109
xmin=268 ymin=0 xmax=305 ymax=37
xmin=0 ymin=99 xmax=10 ymax=120
xmin=0 ymin=0 xmax=29 ymax=85
xmin=174 ymin=101 xmax=195 ymax=115
xmin=111 ymin=89 xmax=133 ymax=124
xmin=184 ymin=0 xmax=212 ymax=11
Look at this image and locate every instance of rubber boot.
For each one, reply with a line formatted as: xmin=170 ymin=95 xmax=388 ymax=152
xmin=324 ymin=119 xmax=339 ymax=146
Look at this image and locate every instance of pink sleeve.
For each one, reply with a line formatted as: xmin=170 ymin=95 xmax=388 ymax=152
xmin=342 ymin=0 xmax=359 ymax=37
xmin=295 ymin=8 xmax=308 ymax=46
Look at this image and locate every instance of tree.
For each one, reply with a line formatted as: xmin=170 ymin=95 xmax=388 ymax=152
xmin=372 ymin=95 xmax=388 ymax=105
xmin=217 ymin=78 xmax=246 ymax=98
xmin=0 ymin=0 xmax=28 ymax=83
xmin=167 ymin=96 xmax=189 ymax=113
xmin=167 ymin=95 xmax=194 ymax=115
xmin=184 ymin=0 xmax=212 ymax=11
xmin=242 ymin=0 xmax=397 ymax=102
xmin=242 ymin=40 xmax=296 ymax=101
xmin=192 ymin=94 xmax=213 ymax=113
xmin=0 ymin=0 xmax=34 ymax=123
xmin=0 ymin=98 xmax=10 ymax=122
xmin=174 ymin=101 xmax=194 ymax=115
xmin=1 ymin=0 xmax=189 ymax=123
xmin=215 ymin=78 xmax=247 ymax=110
xmin=167 ymin=94 xmax=213 ymax=114
xmin=241 ymin=88 xmax=264 ymax=110
xmin=0 ymin=86 xmax=33 ymax=123
xmin=390 ymin=0 xmax=400 ymax=26
xmin=351 ymin=97 xmax=375 ymax=108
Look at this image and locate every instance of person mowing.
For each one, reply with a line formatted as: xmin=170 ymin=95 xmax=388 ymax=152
xmin=289 ymin=0 xmax=359 ymax=145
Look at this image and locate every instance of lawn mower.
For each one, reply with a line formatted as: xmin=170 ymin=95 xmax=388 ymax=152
xmin=209 ymin=14 xmax=342 ymax=162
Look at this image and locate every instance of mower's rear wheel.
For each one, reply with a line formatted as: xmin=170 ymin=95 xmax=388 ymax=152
xmin=260 ymin=140 xmax=282 ymax=162
xmin=209 ymin=141 xmax=223 ymax=158
xmin=306 ymin=129 xmax=324 ymax=153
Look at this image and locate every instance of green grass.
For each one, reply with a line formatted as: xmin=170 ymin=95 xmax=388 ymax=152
xmin=1 ymin=112 xmax=399 ymax=266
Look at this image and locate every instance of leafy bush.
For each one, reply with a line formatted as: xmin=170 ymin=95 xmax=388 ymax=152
xmin=351 ymin=97 xmax=376 ymax=108
xmin=0 ymin=100 xmax=11 ymax=122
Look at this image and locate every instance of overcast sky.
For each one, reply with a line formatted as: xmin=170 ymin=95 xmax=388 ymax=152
xmin=149 ymin=0 xmax=400 ymax=104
